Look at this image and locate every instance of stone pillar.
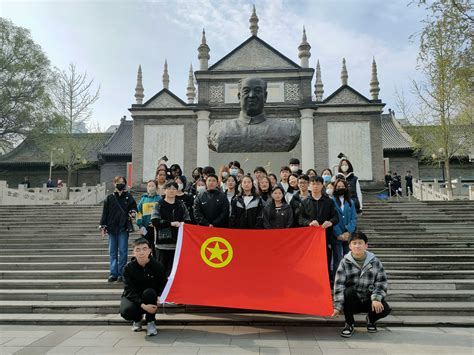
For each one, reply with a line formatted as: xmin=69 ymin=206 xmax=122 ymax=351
xmin=196 ymin=110 xmax=210 ymax=167
xmin=299 ymin=109 xmax=315 ymax=171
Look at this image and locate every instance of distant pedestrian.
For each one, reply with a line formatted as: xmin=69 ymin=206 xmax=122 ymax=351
xmin=405 ymin=171 xmax=413 ymax=196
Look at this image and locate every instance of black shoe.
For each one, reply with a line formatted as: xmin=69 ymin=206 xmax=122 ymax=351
xmin=107 ymin=276 xmax=117 ymax=283
xmin=366 ymin=315 xmax=377 ymax=333
xmin=117 ymin=276 xmax=123 ymax=283
xmin=340 ymin=323 xmax=354 ymax=338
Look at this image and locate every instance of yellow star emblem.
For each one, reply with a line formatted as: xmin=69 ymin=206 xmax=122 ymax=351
xmin=201 ymin=237 xmax=233 ymax=268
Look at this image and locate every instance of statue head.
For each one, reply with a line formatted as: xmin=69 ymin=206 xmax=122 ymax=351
xmin=238 ymin=77 xmax=267 ymax=117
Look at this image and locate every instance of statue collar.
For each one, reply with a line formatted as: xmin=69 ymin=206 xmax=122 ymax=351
xmin=238 ymin=112 xmax=266 ymax=125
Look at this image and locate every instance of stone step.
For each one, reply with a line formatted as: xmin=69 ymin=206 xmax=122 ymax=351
xmin=387 ymin=270 xmax=474 ymax=279
xmin=382 ymin=262 xmax=474 ymax=270
xmin=0 ymin=270 xmax=108 ymax=279
xmin=386 ymin=290 xmax=474 ymax=302
xmin=388 ymin=279 xmax=474 ymax=290
xmin=0 ymin=248 xmax=106 ymax=255
xmin=0 ymin=289 xmax=122 ymax=301
xmin=0 ymin=279 xmax=122 ymax=290
xmin=370 ymin=248 xmax=474 ymax=255
xmin=0 ymin=300 xmax=472 ymax=316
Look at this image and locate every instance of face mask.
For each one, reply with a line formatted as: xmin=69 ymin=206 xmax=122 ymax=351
xmin=196 ymin=186 xmax=206 ymax=194
xmin=290 ymin=165 xmax=299 ymax=173
xmin=341 ymin=165 xmax=349 ymax=173
xmin=335 ymin=188 xmax=346 ymax=196
xmin=326 ymin=188 xmax=334 ymax=196
xmin=177 ymin=183 xmax=183 ymax=191
xmin=230 ymin=168 xmax=239 ymax=176
xmin=116 ymin=183 xmax=125 ymax=191
xmin=222 ymin=172 xmax=229 ymax=179
xmin=322 ymin=175 xmax=331 ymax=183
xmin=147 ymin=187 xmax=157 ymax=195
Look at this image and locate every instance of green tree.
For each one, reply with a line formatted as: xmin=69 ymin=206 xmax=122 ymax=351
xmin=0 ymin=18 xmax=52 ymax=153
xmin=409 ymin=0 xmax=473 ymax=199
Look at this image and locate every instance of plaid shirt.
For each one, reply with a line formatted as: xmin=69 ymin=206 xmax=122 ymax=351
xmin=333 ymin=251 xmax=388 ymax=311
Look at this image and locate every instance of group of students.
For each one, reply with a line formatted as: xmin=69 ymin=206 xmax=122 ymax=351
xmin=99 ymin=157 xmax=390 ymax=337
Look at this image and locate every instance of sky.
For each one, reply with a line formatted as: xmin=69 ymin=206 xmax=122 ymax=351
xmin=1 ymin=0 xmax=427 ymax=131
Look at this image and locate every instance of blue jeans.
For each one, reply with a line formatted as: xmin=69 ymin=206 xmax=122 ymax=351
xmin=108 ymin=231 xmax=129 ymax=278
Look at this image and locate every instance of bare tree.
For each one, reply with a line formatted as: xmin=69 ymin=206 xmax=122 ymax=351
xmin=48 ymin=63 xmax=101 ymax=199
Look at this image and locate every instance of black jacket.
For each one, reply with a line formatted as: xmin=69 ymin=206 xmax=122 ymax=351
xmin=298 ymin=194 xmax=338 ymax=240
xmin=151 ymin=199 xmax=191 ymax=244
xmin=176 ymin=193 xmax=195 ymax=224
xmin=286 ymin=192 xmax=301 ymax=227
xmin=193 ymin=189 xmax=229 ymax=227
xmin=100 ymin=191 xmax=137 ymax=235
xmin=122 ymin=257 xmax=167 ymax=306
xmin=263 ymin=202 xmax=293 ymax=229
xmin=229 ymin=195 xmax=264 ymax=229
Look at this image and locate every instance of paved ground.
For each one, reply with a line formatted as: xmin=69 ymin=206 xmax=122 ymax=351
xmin=0 ymin=324 xmax=472 ymax=354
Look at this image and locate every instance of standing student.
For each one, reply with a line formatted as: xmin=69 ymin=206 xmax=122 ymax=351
xmin=120 ymin=237 xmax=167 ymax=336
xmin=331 ymin=179 xmax=357 ymax=280
xmin=136 ymin=180 xmax=162 ymax=258
xmin=100 ymin=176 xmax=137 ymax=283
xmin=306 ymin=169 xmax=318 ymax=178
xmin=279 ymin=166 xmax=291 ymax=193
xmin=253 ymin=166 xmax=267 ymax=183
xmin=229 ymin=175 xmax=264 ymax=229
xmin=332 ymin=231 xmax=391 ymax=338
xmin=155 ymin=169 xmax=168 ymax=196
xmin=151 ymin=181 xmax=191 ymax=276
xmin=263 ymin=186 xmax=293 ymax=229
xmin=174 ymin=176 xmax=195 ymax=224
xmin=405 ymin=170 xmax=413 ymax=196
xmin=258 ymin=175 xmax=272 ymax=203
xmin=193 ymin=174 xmax=230 ymax=228
xmin=321 ymin=168 xmax=334 ymax=187
xmin=289 ymin=158 xmax=303 ymax=176
xmin=335 ymin=159 xmax=363 ymax=213
xmin=225 ymin=175 xmax=238 ymax=205
xmin=299 ymin=176 xmax=338 ymax=275
xmin=268 ymin=173 xmax=278 ymax=189
xmin=296 ymin=174 xmax=311 ymax=201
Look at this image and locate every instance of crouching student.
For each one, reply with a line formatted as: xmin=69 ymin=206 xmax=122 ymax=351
xmin=120 ymin=237 xmax=167 ymax=336
xmin=332 ymin=231 xmax=391 ymax=338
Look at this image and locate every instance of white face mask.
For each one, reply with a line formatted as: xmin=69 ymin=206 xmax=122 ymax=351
xmin=290 ymin=165 xmax=299 ymax=173
xmin=230 ymin=168 xmax=239 ymax=176
xmin=147 ymin=187 xmax=156 ymax=196
xmin=341 ymin=165 xmax=349 ymax=173
xmin=222 ymin=172 xmax=229 ymax=179
xmin=196 ymin=186 xmax=206 ymax=194
xmin=326 ymin=188 xmax=334 ymax=196
xmin=177 ymin=183 xmax=183 ymax=191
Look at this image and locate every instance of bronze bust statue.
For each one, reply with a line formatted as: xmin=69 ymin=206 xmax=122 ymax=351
xmin=207 ymin=77 xmax=300 ymax=152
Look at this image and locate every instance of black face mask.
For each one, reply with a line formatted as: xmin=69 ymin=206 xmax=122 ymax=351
xmin=116 ymin=183 xmax=126 ymax=191
xmin=335 ymin=188 xmax=346 ymax=196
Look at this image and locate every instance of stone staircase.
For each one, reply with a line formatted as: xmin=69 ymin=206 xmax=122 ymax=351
xmin=0 ymin=201 xmax=473 ymax=325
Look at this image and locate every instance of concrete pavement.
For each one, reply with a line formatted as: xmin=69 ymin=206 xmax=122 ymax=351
xmin=0 ymin=324 xmax=472 ymax=354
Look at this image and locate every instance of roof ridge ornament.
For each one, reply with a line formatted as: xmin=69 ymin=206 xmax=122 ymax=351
xmin=298 ymin=26 xmax=311 ymax=68
xmin=162 ymin=60 xmax=170 ymax=90
xmin=186 ymin=63 xmax=196 ymax=104
xmin=341 ymin=58 xmax=348 ymax=86
xmin=370 ymin=57 xmax=380 ymax=100
xmin=249 ymin=5 xmax=259 ymax=36
xmin=198 ymin=29 xmax=210 ymax=70
xmin=314 ymin=59 xmax=324 ymax=102
xmin=134 ymin=65 xmax=144 ymax=104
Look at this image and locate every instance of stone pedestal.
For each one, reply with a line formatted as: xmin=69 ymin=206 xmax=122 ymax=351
xmin=300 ymin=109 xmax=315 ymax=171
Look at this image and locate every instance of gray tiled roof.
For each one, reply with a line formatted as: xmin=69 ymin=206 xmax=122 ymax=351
xmin=98 ymin=119 xmax=133 ymax=157
xmin=0 ymin=133 xmax=112 ymax=165
xmin=381 ymin=113 xmax=414 ymax=151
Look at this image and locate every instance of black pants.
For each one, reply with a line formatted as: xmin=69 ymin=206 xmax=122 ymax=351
xmin=343 ymin=286 xmax=391 ymax=325
xmin=143 ymin=226 xmax=156 ymax=258
xmin=120 ymin=288 xmax=158 ymax=322
xmin=157 ymin=248 xmax=175 ymax=277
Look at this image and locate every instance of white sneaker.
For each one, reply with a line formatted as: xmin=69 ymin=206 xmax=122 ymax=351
xmin=131 ymin=321 xmax=142 ymax=332
xmin=146 ymin=321 xmax=157 ymax=336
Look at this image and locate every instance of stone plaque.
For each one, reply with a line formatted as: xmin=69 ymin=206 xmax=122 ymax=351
xmin=142 ymin=125 xmax=184 ymax=182
xmin=328 ymin=121 xmax=373 ymax=180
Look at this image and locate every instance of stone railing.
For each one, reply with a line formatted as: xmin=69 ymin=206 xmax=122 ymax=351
xmin=0 ymin=181 xmax=106 ymax=205
xmin=413 ymin=179 xmax=473 ymax=201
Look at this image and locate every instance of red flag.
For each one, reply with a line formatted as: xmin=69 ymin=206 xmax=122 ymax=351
xmin=161 ymin=224 xmax=332 ymax=316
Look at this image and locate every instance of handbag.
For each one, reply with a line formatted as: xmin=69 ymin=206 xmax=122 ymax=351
xmin=157 ymin=227 xmax=174 ymax=243
xmin=113 ymin=194 xmax=135 ymax=233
